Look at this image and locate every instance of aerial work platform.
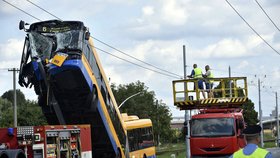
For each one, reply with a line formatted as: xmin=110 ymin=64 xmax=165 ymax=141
xmin=172 ymin=77 xmax=248 ymax=110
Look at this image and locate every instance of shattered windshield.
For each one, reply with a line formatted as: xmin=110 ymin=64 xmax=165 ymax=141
xmin=55 ymin=30 xmax=83 ymax=52
xmin=191 ymin=118 xmax=235 ymax=137
xmin=28 ymin=30 xmax=83 ymax=60
xmin=29 ymin=32 xmax=52 ymax=59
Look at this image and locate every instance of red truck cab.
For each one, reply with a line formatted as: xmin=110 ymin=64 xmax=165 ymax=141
xmin=190 ymin=109 xmax=246 ymax=157
xmin=172 ymin=77 xmax=249 ymax=157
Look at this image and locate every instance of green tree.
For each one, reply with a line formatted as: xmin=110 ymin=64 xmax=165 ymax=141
xmin=0 ymin=90 xmax=47 ymax=127
xmin=213 ymin=81 xmax=258 ymax=125
xmin=0 ymin=97 xmax=13 ymax=126
xmin=1 ymin=89 xmax=26 ymax=106
xmin=111 ymin=81 xmax=173 ymax=144
xmin=242 ymin=99 xmax=258 ymax=125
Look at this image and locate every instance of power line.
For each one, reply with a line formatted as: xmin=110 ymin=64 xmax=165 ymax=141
xmin=3 ymin=0 xmax=182 ymax=79
xmin=92 ymin=37 xmax=183 ymax=78
xmin=0 ymin=68 xmax=9 ymax=70
xmin=2 ymin=0 xmax=42 ymax=21
xmin=225 ymin=0 xmax=280 ymax=56
xmin=93 ymin=46 xmax=181 ymax=79
xmin=255 ymin=0 xmax=280 ymax=32
xmin=24 ymin=0 xmax=183 ymax=79
xmin=26 ymin=0 xmax=62 ymax=20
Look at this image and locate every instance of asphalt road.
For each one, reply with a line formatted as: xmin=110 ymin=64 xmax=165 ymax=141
xmin=268 ymin=147 xmax=280 ymax=157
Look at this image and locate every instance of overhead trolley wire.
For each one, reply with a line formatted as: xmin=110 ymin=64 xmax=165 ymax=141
xmin=24 ymin=0 xmax=183 ymax=79
xmin=92 ymin=37 xmax=183 ymax=78
xmin=93 ymin=46 xmax=182 ymax=79
xmin=2 ymin=0 xmax=42 ymax=21
xmin=225 ymin=0 xmax=280 ymax=56
xmin=26 ymin=0 xmax=62 ymax=20
xmin=0 ymin=68 xmax=9 ymax=71
xmin=254 ymin=0 xmax=280 ymax=32
xmin=2 ymin=0 xmax=182 ymax=79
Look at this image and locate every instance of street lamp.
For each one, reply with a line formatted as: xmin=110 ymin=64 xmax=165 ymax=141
xmin=118 ymin=91 xmax=143 ymax=109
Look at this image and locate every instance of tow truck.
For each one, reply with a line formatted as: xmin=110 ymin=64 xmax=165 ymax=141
xmin=172 ymin=77 xmax=248 ymax=157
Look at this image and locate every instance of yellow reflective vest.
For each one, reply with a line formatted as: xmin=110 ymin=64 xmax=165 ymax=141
xmin=206 ymin=70 xmax=214 ymax=83
xmin=233 ymin=147 xmax=269 ymax=158
xmin=193 ymin=68 xmax=203 ymax=78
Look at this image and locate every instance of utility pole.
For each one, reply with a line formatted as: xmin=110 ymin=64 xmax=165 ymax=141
xmin=8 ymin=68 xmax=19 ymax=127
xmin=229 ymin=66 xmax=232 ymax=97
xmin=276 ymin=92 xmax=279 ymax=147
xmin=183 ymin=45 xmax=190 ymax=158
xmin=156 ymin=100 xmax=160 ymax=146
xmin=258 ymin=78 xmax=264 ymax=147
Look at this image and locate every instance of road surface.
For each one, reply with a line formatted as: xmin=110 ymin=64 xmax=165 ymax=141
xmin=268 ymin=147 xmax=280 ymax=157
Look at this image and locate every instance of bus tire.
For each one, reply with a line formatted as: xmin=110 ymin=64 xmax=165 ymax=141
xmin=143 ymin=154 xmax=147 ymax=158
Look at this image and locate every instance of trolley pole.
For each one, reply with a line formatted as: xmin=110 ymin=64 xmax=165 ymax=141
xmin=8 ymin=68 xmax=19 ymax=127
xmin=258 ymin=78 xmax=264 ymax=147
xmin=183 ymin=45 xmax=190 ymax=158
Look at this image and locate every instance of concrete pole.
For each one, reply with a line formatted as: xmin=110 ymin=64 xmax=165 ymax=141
xmin=183 ymin=45 xmax=190 ymax=158
xmin=8 ymin=68 xmax=18 ymax=127
xmin=276 ymin=92 xmax=279 ymax=147
xmin=258 ymin=78 xmax=264 ymax=147
xmin=229 ymin=66 xmax=232 ymax=97
xmin=156 ymin=100 xmax=160 ymax=146
xmin=13 ymin=68 xmax=17 ymax=127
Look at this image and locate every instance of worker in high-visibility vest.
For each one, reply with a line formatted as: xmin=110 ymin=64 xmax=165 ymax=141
xmin=187 ymin=64 xmax=205 ymax=99
xmin=203 ymin=65 xmax=214 ymax=98
xmin=230 ymin=125 xmax=272 ymax=158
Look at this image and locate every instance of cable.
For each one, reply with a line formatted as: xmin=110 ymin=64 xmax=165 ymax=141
xmin=93 ymin=46 xmax=182 ymax=79
xmin=26 ymin=0 xmax=62 ymax=20
xmin=0 ymin=68 xmax=9 ymax=70
xmin=92 ymin=37 xmax=183 ymax=78
xmin=212 ymin=68 xmax=257 ymax=77
xmin=4 ymin=0 xmax=182 ymax=79
xmin=24 ymin=0 xmax=183 ymax=78
xmin=225 ymin=0 xmax=280 ymax=56
xmin=2 ymin=0 xmax=42 ymax=21
xmin=255 ymin=0 xmax=280 ymax=32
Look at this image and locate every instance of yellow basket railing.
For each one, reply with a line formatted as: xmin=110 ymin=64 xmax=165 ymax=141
xmin=172 ymin=77 xmax=248 ymax=109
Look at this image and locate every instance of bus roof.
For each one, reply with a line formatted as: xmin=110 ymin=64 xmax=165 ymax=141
xmin=121 ymin=113 xmax=139 ymax=122
xmin=28 ymin=20 xmax=85 ymax=33
xmin=125 ymin=119 xmax=152 ymax=130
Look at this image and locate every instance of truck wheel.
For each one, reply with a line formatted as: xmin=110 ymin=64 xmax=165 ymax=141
xmin=0 ymin=150 xmax=9 ymax=158
xmin=4 ymin=150 xmax=26 ymax=158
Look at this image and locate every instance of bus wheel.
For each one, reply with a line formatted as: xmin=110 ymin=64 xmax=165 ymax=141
xmin=143 ymin=154 xmax=147 ymax=158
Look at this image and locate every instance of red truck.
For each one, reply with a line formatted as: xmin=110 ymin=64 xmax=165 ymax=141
xmin=190 ymin=109 xmax=246 ymax=157
xmin=172 ymin=77 xmax=248 ymax=157
xmin=0 ymin=125 xmax=92 ymax=158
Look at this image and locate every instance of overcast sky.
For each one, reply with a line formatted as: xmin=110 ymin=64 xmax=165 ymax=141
xmin=0 ymin=0 xmax=279 ymax=117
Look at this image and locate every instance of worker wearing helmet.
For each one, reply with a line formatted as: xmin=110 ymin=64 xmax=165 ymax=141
xmin=230 ymin=125 xmax=272 ymax=158
xmin=188 ymin=64 xmax=205 ymax=99
xmin=203 ymin=65 xmax=214 ymax=98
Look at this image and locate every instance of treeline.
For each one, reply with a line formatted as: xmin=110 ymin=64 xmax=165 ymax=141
xmin=0 ymin=90 xmax=47 ymax=127
xmin=0 ymin=81 xmax=180 ymax=143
